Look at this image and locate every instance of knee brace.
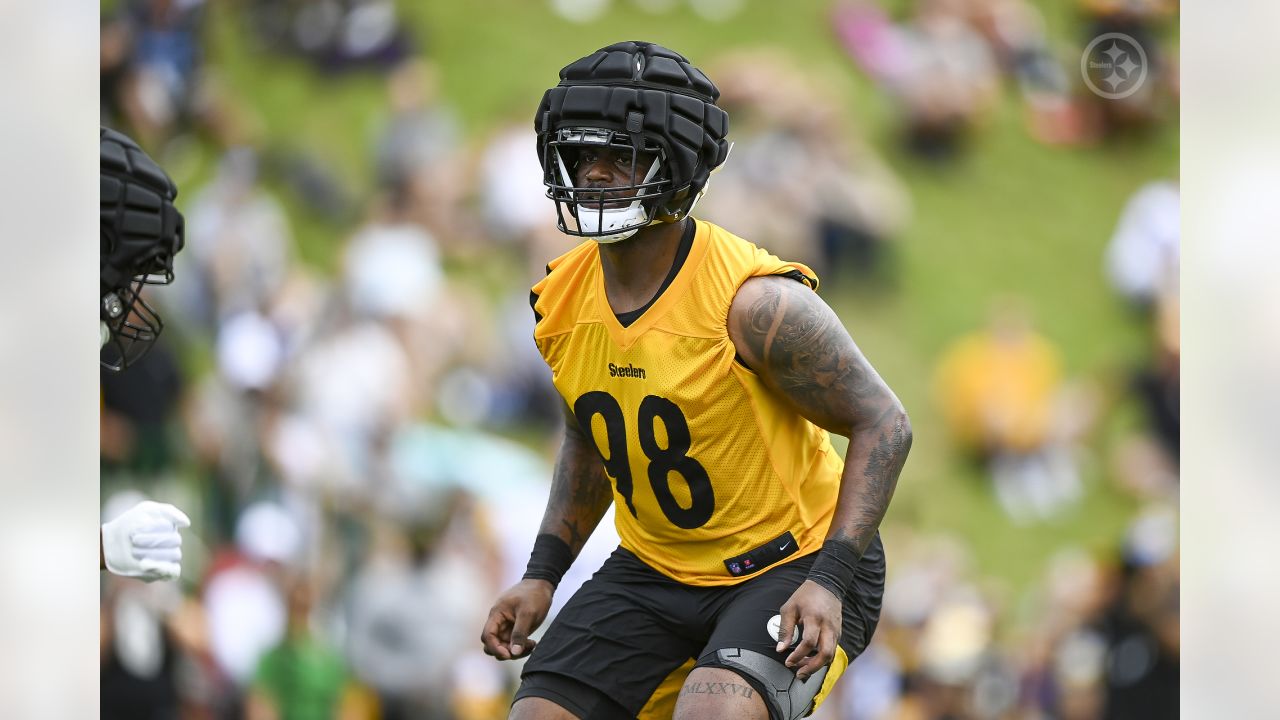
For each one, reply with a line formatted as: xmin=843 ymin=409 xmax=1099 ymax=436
xmin=704 ymin=648 xmax=827 ymax=720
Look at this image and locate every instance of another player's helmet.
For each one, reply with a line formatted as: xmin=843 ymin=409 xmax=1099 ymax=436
xmin=100 ymin=127 xmax=185 ymax=371
xmin=535 ymin=41 xmax=730 ymax=243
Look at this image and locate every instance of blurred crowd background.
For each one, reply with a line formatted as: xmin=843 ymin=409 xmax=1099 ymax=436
xmin=99 ymin=0 xmax=1178 ymax=718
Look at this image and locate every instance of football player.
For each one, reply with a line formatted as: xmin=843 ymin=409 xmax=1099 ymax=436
xmin=481 ymin=42 xmax=912 ymax=720
xmin=99 ymin=127 xmax=191 ymax=583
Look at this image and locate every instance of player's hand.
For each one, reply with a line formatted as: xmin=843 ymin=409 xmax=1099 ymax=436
xmin=481 ymin=579 xmax=553 ymax=660
xmin=776 ymin=579 xmax=842 ymax=682
xmin=101 ymin=501 xmax=191 ymax=582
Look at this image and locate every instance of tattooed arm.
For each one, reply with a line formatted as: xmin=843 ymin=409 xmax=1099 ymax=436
xmin=538 ymin=400 xmax=615 ymax=556
xmin=728 ymin=274 xmax=911 ymax=679
xmin=729 ymin=274 xmax=911 ymax=555
xmin=481 ymin=401 xmax=614 ymax=661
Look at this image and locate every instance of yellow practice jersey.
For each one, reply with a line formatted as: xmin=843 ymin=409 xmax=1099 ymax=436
xmin=531 ymin=219 xmax=845 ymax=586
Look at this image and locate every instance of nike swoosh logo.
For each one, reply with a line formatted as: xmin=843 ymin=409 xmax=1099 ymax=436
xmin=778 ymin=541 xmax=792 ymax=552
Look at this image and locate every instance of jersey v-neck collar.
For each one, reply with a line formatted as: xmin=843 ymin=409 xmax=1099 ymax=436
xmin=597 ymin=219 xmax=708 ymax=350
xmin=613 ymin=220 xmax=696 ymax=328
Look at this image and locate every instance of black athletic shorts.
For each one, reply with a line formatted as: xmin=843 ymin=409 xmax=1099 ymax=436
xmin=513 ymin=533 xmax=885 ymax=719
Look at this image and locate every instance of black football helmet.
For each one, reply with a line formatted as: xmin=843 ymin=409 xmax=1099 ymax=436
xmin=535 ymin=41 xmax=730 ymax=242
xmin=100 ymin=127 xmax=185 ymax=371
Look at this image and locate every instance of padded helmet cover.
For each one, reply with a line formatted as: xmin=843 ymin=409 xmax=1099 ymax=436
xmin=100 ymin=127 xmax=184 ymax=297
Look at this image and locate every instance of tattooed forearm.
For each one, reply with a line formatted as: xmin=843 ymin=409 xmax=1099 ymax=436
xmin=730 ymin=276 xmax=912 ymax=555
xmin=539 ymin=404 xmax=614 ymax=556
xmin=681 ymin=682 xmax=754 ymax=698
xmin=830 ymin=411 xmax=912 ymax=555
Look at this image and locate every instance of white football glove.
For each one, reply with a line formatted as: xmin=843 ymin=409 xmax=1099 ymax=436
xmin=101 ymin=501 xmax=191 ymax=582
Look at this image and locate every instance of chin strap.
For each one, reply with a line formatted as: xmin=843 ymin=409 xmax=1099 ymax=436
xmin=592 ymin=228 xmax=639 ymax=244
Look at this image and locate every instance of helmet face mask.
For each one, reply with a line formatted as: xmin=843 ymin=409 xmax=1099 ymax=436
xmin=545 ymin=127 xmax=669 ymax=243
xmin=100 ymin=277 xmax=165 ymax=372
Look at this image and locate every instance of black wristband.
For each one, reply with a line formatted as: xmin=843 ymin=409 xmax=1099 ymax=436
xmin=806 ymin=540 xmax=862 ymax=599
xmin=522 ymin=533 xmax=574 ymax=588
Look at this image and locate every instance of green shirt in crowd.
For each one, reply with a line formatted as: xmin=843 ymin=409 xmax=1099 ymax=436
xmin=252 ymin=635 xmax=348 ymax=720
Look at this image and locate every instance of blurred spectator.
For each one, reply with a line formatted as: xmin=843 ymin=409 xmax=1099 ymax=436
xmin=835 ymin=0 xmax=1178 ymax=149
xmin=181 ymin=147 xmax=295 ymax=326
xmin=265 ymin=146 xmax=358 ymax=223
xmin=477 ymin=122 xmax=554 ymax=246
xmin=375 ymin=60 xmax=458 ymax=190
xmin=1122 ymin=278 xmax=1179 ymax=488
xmin=548 ymin=0 xmax=613 ymax=24
xmin=281 ymin=311 xmax=416 ymax=498
xmin=833 ymin=0 xmax=999 ymax=162
xmin=478 ymin=290 xmax=563 ymax=430
xmin=1111 ymin=430 xmax=1178 ymax=502
xmin=1105 ymin=180 xmax=1180 ymax=311
xmin=831 ymin=1 xmax=912 ymax=90
xmin=101 ymin=14 xmax=135 ymax=128
xmin=102 ymin=0 xmax=206 ymax=147
xmin=1091 ymin=506 xmax=1180 ymax=719
xmin=186 ymin=68 xmax=267 ymax=149
xmin=339 ymin=191 xmax=466 ymax=408
xmin=202 ymin=502 xmax=301 ymax=689
xmin=935 ymin=302 xmax=1061 ymax=456
xmin=373 ymin=59 xmax=466 ymax=242
xmin=101 ymin=336 xmax=184 ymax=475
xmin=344 ymin=511 xmax=497 ymax=719
xmin=896 ymin=0 xmax=1001 ymax=160
xmin=246 ymin=573 xmax=362 ymax=720
xmin=182 ymin=364 xmax=278 ymax=546
xmin=901 ymin=0 xmax=998 ymax=158
xmin=935 ymin=300 xmax=1082 ymax=522
xmin=342 ymin=221 xmax=439 ymax=318
xmin=967 ymin=0 xmax=1058 ymax=90
xmin=244 ymin=0 xmax=413 ymax=72
xmin=1139 ymin=278 xmax=1179 ymax=452
xmin=217 ymin=311 xmax=287 ymax=395
xmin=474 ymin=120 xmax=574 ymax=282
xmin=698 ymin=49 xmax=912 ymax=282
xmin=100 ymin=579 xmax=185 ymax=720
xmin=965 ymin=0 xmax=1093 ymax=146
xmin=1106 ymin=180 xmax=1179 ymax=496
